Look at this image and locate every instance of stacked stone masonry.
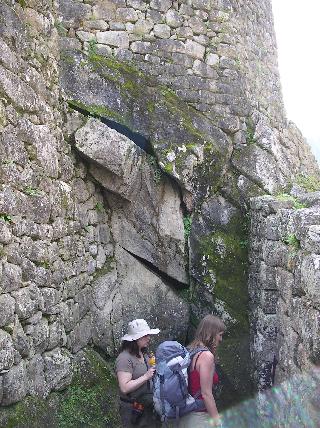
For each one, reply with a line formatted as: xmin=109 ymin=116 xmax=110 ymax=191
xmin=0 ymin=0 xmax=115 ymax=405
xmin=0 ymin=0 xmax=189 ymax=406
xmin=0 ymin=0 xmax=320 ymax=411
xmin=61 ymin=0 xmax=282 ymax=122
xmin=57 ymin=5 xmax=319 ymax=404
xmin=249 ymin=194 xmax=320 ymax=390
xmin=58 ymin=0 xmax=318 ymax=200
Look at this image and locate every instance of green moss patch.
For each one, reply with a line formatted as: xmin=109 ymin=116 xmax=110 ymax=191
xmin=183 ymin=215 xmax=192 ymax=240
xmin=68 ymin=100 xmax=126 ymax=125
xmin=93 ymin=256 xmax=116 ymax=279
xmin=295 ymin=173 xmax=320 ymax=193
xmin=190 ymin=208 xmax=250 ymax=334
xmin=0 ymin=349 xmax=120 ymax=428
xmin=61 ymin=50 xmax=230 ymax=192
xmin=0 ymin=395 xmax=53 ymax=428
xmin=191 ymin=212 xmax=253 ymax=407
xmin=199 ymin=226 xmax=249 ymax=335
xmin=245 ymin=119 xmax=256 ymax=145
xmin=58 ymin=351 xmax=119 ymax=427
xmin=216 ymin=336 xmax=254 ymax=410
xmin=194 ymin=147 xmax=228 ymax=197
xmin=86 ymin=53 xmax=143 ymax=99
xmin=275 ymin=193 xmax=307 ymax=209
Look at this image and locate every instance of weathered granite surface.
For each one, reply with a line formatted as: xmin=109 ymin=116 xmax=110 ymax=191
xmin=249 ymin=194 xmax=320 ymax=390
xmin=75 ymin=119 xmax=188 ymax=284
xmin=0 ymin=0 xmax=320 ymax=420
xmin=0 ymin=0 xmax=190 ymax=408
xmin=0 ymin=348 xmax=121 ymax=427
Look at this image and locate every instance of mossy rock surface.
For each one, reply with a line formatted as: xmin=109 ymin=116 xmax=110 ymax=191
xmin=199 ymin=225 xmax=249 ymax=335
xmin=0 ymin=348 xmax=121 ymax=428
xmin=191 ymin=205 xmax=249 ymax=330
xmin=59 ymin=49 xmax=232 ymax=196
xmin=216 ymin=336 xmax=254 ymax=410
xmin=189 ymin=199 xmax=253 ymax=406
xmin=220 ymin=167 xmax=266 ymax=207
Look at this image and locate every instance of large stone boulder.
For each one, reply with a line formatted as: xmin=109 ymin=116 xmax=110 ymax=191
xmin=91 ymin=245 xmax=190 ymax=355
xmin=61 ymin=50 xmax=233 ymax=205
xmin=75 ymin=118 xmax=188 ymax=285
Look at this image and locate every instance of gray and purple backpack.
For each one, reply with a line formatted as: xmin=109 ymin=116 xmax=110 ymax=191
xmin=153 ymin=341 xmax=207 ymax=422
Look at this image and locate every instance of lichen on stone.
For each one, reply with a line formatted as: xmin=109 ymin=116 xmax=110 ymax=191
xmin=0 ymin=348 xmax=120 ymax=428
xmin=61 ymin=50 xmax=231 ymax=194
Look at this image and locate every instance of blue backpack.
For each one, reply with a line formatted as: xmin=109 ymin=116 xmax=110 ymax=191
xmin=153 ymin=341 xmax=208 ymax=421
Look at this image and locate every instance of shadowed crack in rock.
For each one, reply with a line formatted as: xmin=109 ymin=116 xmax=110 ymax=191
xmin=68 ymin=101 xmax=154 ymax=154
xmin=120 ymin=245 xmax=189 ymax=292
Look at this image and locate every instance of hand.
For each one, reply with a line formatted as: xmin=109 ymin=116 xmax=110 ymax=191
xmin=210 ymin=415 xmax=221 ymax=427
xmin=144 ymin=367 xmax=156 ymax=381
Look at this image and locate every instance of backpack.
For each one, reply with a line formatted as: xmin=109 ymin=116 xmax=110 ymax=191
xmin=153 ymin=341 xmax=208 ymax=422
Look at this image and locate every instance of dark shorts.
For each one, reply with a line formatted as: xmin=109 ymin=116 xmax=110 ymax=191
xmin=119 ymin=400 xmax=161 ymax=428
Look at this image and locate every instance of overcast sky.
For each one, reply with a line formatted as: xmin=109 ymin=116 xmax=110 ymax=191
xmin=271 ymin=0 xmax=320 ymax=162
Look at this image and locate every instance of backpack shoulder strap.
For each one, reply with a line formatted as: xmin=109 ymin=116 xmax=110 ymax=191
xmin=193 ymin=352 xmax=203 ymax=372
xmin=189 ymin=346 xmax=209 ymax=358
xmin=189 ymin=346 xmax=209 ymax=371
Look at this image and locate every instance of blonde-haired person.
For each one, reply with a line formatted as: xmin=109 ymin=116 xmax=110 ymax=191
xmin=115 ymin=319 xmax=161 ymax=427
xmin=178 ymin=314 xmax=226 ymax=428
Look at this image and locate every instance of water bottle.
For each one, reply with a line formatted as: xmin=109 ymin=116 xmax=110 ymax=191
xmin=148 ymin=352 xmax=156 ymax=367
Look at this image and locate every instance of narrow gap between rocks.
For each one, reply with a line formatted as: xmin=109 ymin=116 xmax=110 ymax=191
xmin=121 ymin=245 xmax=189 ymax=292
xmin=69 ymin=104 xmax=192 ymax=288
xmin=68 ymin=101 xmax=191 ymax=220
xmin=68 ymin=102 xmax=154 ymax=155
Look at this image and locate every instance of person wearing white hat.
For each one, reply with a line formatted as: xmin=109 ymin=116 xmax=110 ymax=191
xmin=115 ymin=319 xmax=161 ymax=427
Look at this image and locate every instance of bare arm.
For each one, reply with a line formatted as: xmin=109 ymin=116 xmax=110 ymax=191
xmin=117 ymin=367 xmax=155 ymax=395
xmin=198 ymin=351 xmax=220 ymax=420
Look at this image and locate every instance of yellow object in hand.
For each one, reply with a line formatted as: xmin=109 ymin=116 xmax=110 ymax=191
xmin=148 ymin=352 xmax=156 ymax=367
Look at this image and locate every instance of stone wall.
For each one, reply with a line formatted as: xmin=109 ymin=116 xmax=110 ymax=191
xmin=249 ymin=192 xmax=320 ymax=390
xmin=58 ymin=0 xmax=318 ymax=201
xmin=57 ymin=0 xmax=319 ymax=277
xmin=1 ymin=0 xmax=320 ymax=412
xmin=1 ymin=0 xmax=75 ymax=405
xmin=60 ymin=0 xmax=280 ymax=124
xmin=57 ymin=5 xmax=319 ymax=403
xmin=0 ymin=0 xmax=189 ymax=407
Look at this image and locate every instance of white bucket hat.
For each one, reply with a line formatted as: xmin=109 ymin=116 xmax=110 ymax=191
xmin=121 ymin=319 xmax=160 ymax=341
